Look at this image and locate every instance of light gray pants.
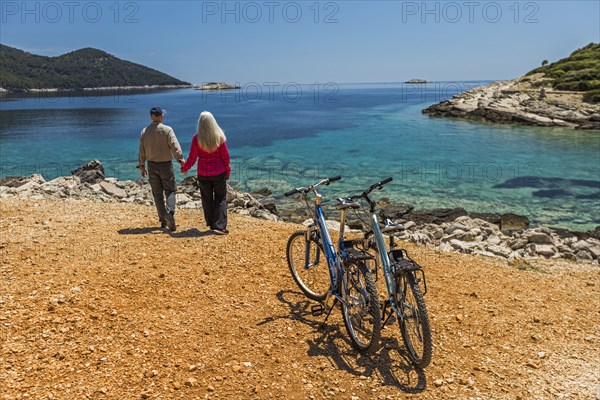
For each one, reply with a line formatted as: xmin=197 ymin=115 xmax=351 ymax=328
xmin=147 ymin=161 xmax=177 ymax=223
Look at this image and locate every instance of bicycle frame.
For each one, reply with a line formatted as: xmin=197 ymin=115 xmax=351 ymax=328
xmin=292 ymin=179 xmax=350 ymax=305
xmin=369 ymin=213 xmax=402 ymax=316
xmin=310 ymin=200 xmax=341 ymax=292
xmin=342 ymin=178 xmax=406 ymax=318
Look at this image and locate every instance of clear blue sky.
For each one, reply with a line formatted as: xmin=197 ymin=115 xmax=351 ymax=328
xmin=1 ymin=0 xmax=598 ymax=84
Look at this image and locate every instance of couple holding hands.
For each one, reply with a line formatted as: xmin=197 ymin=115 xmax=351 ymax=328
xmin=138 ymin=107 xmax=230 ymax=234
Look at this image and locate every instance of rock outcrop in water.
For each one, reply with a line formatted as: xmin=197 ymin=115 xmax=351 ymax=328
xmin=194 ymin=82 xmax=241 ymax=90
xmin=423 ymin=44 xmax=600 ymax=129
xmin=422 ymin=74 xmax=600 ymax=129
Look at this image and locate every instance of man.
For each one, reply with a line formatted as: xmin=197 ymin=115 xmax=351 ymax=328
xmin=138 ymin=106 xmax=185 ymax=231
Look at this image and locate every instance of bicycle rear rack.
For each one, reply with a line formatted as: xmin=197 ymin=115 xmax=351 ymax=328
xmin=390 ymin=250 xmax=428 ymax=296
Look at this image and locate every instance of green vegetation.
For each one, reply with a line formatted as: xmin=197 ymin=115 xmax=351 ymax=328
xmin=583 ymin=89 xmax=600 ymax=104
xmin=0 ymin=44 xmax=190 ymax=91
xmin=526 ymin=43 xmax=600 ymax=102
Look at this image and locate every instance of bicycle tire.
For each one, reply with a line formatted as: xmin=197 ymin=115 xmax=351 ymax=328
xmin=342 ymin=259 xmax=381 ymax=353
xmin=397 ymin=271 xmax=432 ymax=368
xmin=286 ymin=230 xmax=330 ymax=301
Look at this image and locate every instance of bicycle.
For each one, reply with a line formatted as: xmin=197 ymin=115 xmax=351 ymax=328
xmin=285 ymin=176 xmax=381 ymax=352
xmin=340 ymin=177 xmax=433 ymax=367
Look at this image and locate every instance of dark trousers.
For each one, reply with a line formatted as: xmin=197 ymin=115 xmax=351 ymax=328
xmin=197 ymin=173 xmax=227 ymax=230
xmin=147 ymin=161 xmax=177 ymax=223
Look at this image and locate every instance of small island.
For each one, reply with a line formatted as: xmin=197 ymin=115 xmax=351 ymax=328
xmin=194 ymin=82 xmax=241 ymax=91
xmin=422 ymin=43 xmax=600 ymax=129
xmin=405 ymin=79 xmax=428 ymax=84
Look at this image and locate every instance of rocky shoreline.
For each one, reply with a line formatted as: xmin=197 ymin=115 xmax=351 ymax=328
xmin=1 ymin=160 xmax=599 ymax=265
xmin=422 ymin=73 xmax=600 ymax=129
xmin=0 ymin=85 xmax=193 ymax=94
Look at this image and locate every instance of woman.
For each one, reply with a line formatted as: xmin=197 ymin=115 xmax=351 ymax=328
xmin=181 ymin=111 xmax=231 ymax=234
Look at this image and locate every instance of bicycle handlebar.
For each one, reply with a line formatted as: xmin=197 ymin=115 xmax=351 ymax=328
xmin=343 ymin=177 xmax=394 ymax=214
xmin=365 ymin=177 xmax=393 ymax=194
xmin=284 ymin=176 xmax=342 ymax=197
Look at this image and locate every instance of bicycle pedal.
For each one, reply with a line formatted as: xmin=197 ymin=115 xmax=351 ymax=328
xmin=311 ymin=304 xmax=325 ymax=317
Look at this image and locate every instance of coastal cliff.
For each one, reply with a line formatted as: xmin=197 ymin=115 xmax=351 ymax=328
xmin=423 ymin=43 xmax=600 ymax=129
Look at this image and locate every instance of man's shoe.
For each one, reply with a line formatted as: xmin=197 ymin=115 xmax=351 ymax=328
xmin=165 ymin=212 xmax=176 ymax=231
xmin=212 ymin=228 xmax=229 ymax=235
xmin=160 ymin=219 xmax=167 ymax=229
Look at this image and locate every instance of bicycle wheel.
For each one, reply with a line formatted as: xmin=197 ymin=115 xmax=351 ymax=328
xmin=342 ymin=259 xmax=381 ymax=352
xmin=396 ymin=271 xmax=432 ymax=368
xmin=286 ymin=230 xmax=330 ymax=301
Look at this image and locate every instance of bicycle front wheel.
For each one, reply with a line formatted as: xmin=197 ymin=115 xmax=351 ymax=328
xmin=342 ymin=259 xmax=381 ymax=353
xmin=286 ymin=230 xmax=330 ymax=301
xmin=397 ymin=271 xmax=432 ymax=368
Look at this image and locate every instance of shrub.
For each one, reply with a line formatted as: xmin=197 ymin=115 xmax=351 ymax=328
xmin=583 ymin=89 xmax=600 ymax=104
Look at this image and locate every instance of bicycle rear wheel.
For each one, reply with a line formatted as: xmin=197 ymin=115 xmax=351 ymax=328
xmin=342 ymin=259 xmax=381 ymax=353
xmin=396 ymin=271 xmax=432 ymax=368
xmin=286 ymin=230 xmax=330 ymax=301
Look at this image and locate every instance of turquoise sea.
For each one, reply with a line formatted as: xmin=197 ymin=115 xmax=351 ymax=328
xmin=1 ymin=83 xmax=599 ymax=230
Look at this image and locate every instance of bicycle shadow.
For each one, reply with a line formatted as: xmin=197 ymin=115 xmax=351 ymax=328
xmin=260 ymin=290 xmax=427 ymax=393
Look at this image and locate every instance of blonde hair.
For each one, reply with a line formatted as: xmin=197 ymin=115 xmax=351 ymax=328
xmin=197 ymin=111 xmax=226 ymax=152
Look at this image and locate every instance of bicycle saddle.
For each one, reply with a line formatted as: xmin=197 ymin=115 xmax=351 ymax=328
xmin=381 ymin=219 xmax=405 ymax=233
xmin=335 ymin=197 xmax=361 ymax=210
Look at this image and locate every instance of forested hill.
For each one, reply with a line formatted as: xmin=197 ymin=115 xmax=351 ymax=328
xmin=0 ymin=44 xmax=191 ymax=91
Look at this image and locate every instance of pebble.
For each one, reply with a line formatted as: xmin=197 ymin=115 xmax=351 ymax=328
xmin=526 ymin=361 xmax=539 ymax=369
xmin=185 ymin=377 xmax=197 ymax=387
xmin=143 ymin=370 xmax=157 ymax=378
xmin=434 ymin=379 xmax=444 ymax=387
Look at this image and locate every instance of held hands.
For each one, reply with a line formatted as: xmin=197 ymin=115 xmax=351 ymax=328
xmin=178 ymin=159 xmax=187 ymax=174
xmin=140 ymin=167 xmax=147 ymax=178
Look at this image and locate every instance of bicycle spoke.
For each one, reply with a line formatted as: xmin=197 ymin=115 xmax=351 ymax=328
xmin=342 ymin=260 xmax=381 ymax=353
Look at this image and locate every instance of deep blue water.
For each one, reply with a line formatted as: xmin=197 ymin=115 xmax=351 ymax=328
xmin=1 ymin=83 xmax=599 ymax=230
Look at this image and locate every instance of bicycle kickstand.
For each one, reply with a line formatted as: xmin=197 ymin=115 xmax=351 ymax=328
xmin=381 ymin=299 xmax=394 ymax=327
xmin=319 ymin=297 xmax=338 ymax=330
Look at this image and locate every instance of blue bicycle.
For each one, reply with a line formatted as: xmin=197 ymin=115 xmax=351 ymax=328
xmin=285 ymin=177 xmax=381 ymax=352
xmin=342 ymin=178 xmax=432 ymax=367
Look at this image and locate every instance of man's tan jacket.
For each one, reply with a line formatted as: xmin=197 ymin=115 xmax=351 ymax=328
xmin=138 ymin=122 xmax=185 ymax=168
